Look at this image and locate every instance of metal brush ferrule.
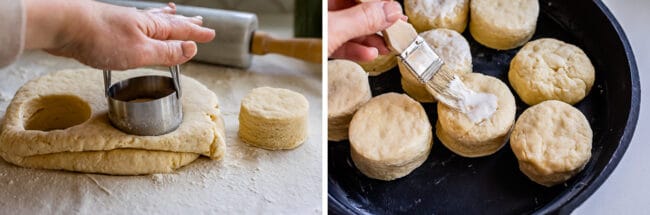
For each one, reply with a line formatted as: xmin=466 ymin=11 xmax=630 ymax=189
xmin=398 ymin=36 xmax=444 ymax=84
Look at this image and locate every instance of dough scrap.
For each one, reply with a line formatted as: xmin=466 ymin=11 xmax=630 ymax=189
xmin=469 ymin=0 xmax=539 ymax=50
xmin=0 ymin=69 xmax=226 ymax=175
xmin=349 ymin=93 xmax=432 ymax=181
xmin=399 ymin=28 xmax=472 ymax=102
xmin=510 ymin=100 xmax=592 ymax=187
xmin=327 ymin=60 xmax=371 ymax=141
xmin=239 ymin=87 xmax=309 ymax=150
xmin=509 ymin=38 xmax=595 ymax=105
xmin=405 ymin=0 xmax=469 ymax=33
xmin=436 ymin=73 xmax=515 ymax=157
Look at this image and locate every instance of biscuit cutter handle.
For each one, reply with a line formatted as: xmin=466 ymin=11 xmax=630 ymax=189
xmin=103 ymin=65 xmax=182 ymax=99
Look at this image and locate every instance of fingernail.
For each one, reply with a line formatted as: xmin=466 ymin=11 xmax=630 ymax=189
xmin=164 ymin=6 xmax=172 ymax=10
xmin=369 ymin=47 xmax=379 ymax=59
xmin=181 ymin=41 xmax=197 ymax=58
xmin=383 ymin=2 xmax=403 ymax=23
xmin=194 ymin=15 xmax=203 ymax=20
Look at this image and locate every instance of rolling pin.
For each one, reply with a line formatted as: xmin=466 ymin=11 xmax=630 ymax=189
xmin=101 ymin=0 xmax=322 ymax=68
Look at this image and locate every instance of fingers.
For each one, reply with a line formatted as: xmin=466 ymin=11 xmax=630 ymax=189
xmin=147 ymin=2 xmax=176 ymax=14
xmin=145 ymin=13 xmax=215 ymax=42
xmin=350 ymin=34 xmax=390 ymax=55
xmin=137 ymin=39 xmax=197 ymax=67
xmin=328 ymin=1 xmax=404 ymax=55
xmin=330 ymin=42 xmax=379 ymax=62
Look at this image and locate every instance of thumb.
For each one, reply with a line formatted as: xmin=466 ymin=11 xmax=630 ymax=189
xmin=328 ymin=1 xmax=403 ymax=55
xmin=139 ymin=40 xmax=197 ymax=67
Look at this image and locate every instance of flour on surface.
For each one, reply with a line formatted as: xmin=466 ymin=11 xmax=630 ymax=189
xmin=0 ymin=51 xmax=322 ymax=214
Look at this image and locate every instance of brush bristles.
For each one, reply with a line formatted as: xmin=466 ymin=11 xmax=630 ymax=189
xmin=425 ymin=69 xmax=458 ymax=104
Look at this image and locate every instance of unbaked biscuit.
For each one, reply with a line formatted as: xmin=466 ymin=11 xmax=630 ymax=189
xmin=398 ymin=28 xmax=472 ymax=102
xmin=349 ymin=93 xmax=432 ymax=181
xmin=405 ymin=0 xmax=469 ymax=33
xmin=328 ymin=60 xmax=372 ymax=141
xmin=239 ymin=87 xmax=309 ymax=150
xmin=469 ymin=0 xmax=539 ymax=50
xmin=509 ymin=38 xmax=595 ymax=105
xmin=356 ymin=52 xmax=397 ymax=76
xmin=510 ymin=100 xmax=592 ymax=187
xmin=436 ymin=73 xmax=516 ymax=157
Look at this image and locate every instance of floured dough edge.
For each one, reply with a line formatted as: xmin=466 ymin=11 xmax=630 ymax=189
xmin=0 ymin=68 xmax=226 ymax=175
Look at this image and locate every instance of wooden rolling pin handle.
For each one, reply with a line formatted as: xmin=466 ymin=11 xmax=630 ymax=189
xmin=251 ymin=31 xmax=323 ymax=64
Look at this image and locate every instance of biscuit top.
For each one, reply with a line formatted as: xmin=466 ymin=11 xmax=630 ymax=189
xmin=447 ymin=75 xmax=498 ymax=123
xmin=349 ymin=93 xmax=432 ymax=163
xmin=510 ymin=100 xmax=592 ymax=174
xmin=471 ymin=0 xmax=539 ymax=29
xmin=241 ymin=87 xmax=309 ymax=119
xmin=509 ymin=38 xmax=595 ymax=105
xmin=406 ymin=0 xmax=466 ymax=18
xmin=420 ymin=28 xmax=472 ymax=74
xmin=437 ymin=73 xmax=516 ymax=141
xmin=328 ymin=60 xmax=371 ymax=117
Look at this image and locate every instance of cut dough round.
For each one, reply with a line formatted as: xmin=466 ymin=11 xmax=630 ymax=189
xmin=509 ymin=38 xmax=595 ymax=105
xmin=405 ymin=0 xmax=469 ymax=33
xmin=356 ymin=52 xmax=397 ymax=76
xmin=349 ymin=93 xmax=432 ymax=181
xmin=399 ymin=28 xmax=472 ymax=102
xmin=328 ymin=60 xmax=371 ymax=141
xmin=510 ymin=100 xmax=592 ymax=187
xmin=436 ymin=73 xmax=515 ymax=157
xmin=239 ymin=87 xmax=309 ymax=150
xmin=0 ymin=69 xmax=226 ymax=175
xmin=469 ymin=0 xmax=539 ymax=50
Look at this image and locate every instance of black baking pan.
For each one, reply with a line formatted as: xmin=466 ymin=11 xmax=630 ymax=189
xmin=328 ymin=0 xmax=640 ymax=214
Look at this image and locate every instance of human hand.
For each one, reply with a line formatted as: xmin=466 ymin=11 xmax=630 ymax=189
xmin=24 ymin=0 xmax=215 ymax=70
xmin=328 ymin=0 xmax=406 ymax=61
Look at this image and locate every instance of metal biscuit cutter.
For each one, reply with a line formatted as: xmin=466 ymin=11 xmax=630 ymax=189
xmin=103 ymin=65 xmax=183 ymax=136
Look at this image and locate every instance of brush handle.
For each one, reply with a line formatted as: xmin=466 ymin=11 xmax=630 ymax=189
xmin=381 ymin=19 xmax=419 ymax=53
xmin=251 ymin=31 xmax=322 ymax=64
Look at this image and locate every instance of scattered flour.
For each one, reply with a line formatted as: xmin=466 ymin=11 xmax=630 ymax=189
xmin=0 ymin=51 xmax=322 ymax=214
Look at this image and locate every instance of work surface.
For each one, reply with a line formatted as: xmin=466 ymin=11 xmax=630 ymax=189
xmin=0 ymin=50 xmax=322 ymax=213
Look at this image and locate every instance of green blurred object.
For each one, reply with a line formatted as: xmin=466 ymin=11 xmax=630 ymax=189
xmin=294 ymin=0 xmax=322 ymax=38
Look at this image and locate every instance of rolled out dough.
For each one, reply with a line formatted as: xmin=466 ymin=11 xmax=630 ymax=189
xmin=0 ymin=69 xmax=226 ymax=175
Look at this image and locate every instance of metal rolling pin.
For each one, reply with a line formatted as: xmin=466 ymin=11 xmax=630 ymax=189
xmin=101 ymin=0 xmax=322 ymax=68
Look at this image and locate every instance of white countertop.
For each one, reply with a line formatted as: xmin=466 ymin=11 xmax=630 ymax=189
xmin=574 ymin=0 xmax=650 ymax=214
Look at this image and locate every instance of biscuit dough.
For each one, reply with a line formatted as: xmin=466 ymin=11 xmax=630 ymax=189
xmin=469 ymin=0 xmax=539 ymax=50
xmin=349 ymin=93 xmax=432 ymax=181
xmin=399 ymin=28 xmax=472 ymax=102
xmin=0 ymin=69 xmax=226 ymax=175
xmin=509 ymin=38 xmax=596 ymax=105
xmin=356 ymin=52 xmax=397 ymax=76
xmin=405 ymin=0 xmax=469 ymax=33
xmin=436 ymin=73 xmax=515 ymax=157
xmin=328 ymin=60 xmax=371 ymax=141
xmin=239 ymin=87 xmax=309 ymax=150
xmin=510 ymin=100 xmax=592 ymax=187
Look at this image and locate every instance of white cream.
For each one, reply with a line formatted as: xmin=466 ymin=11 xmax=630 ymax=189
xmin=447 ymin=76 xmax=498 ymax=123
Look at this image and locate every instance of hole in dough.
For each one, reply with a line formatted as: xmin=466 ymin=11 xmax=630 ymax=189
xmin=22 ymin=95 xmax=91 ymax=131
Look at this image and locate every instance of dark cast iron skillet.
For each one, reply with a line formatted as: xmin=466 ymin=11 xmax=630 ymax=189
xmin=328 ymin=0 xmax=640 ymax=214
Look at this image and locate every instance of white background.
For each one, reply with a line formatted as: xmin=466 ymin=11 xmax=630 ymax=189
xmin=575 ymin=0 xmax=650 ymax=214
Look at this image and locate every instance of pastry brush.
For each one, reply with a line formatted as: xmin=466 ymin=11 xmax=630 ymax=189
xmin=383 ymin=20 xmax=465 ymax=108
xmin=355 ymin=1 xmax=459 ymax=108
